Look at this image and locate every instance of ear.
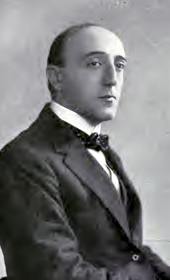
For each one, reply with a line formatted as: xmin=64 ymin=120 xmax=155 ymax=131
xmin=46 ymin=65 xmax=63 ymax=91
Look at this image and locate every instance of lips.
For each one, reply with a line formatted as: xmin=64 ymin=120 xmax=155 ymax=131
xmin=98 ymin=95 xmax=116 ymax=100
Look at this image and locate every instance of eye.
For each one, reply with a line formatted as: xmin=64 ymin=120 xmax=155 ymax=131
xmin=87 ymin=61 xmax=102 ymax=67
xmin=115 ymin=62 xmax=126 ymax=71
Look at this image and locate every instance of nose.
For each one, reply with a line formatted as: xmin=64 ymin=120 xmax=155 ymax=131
xmin=102 ymin=62 xmax=117 ymax=87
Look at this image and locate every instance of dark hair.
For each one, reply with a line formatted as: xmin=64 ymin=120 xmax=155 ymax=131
xmin=47 ymin=23 xmax=100 ymax=67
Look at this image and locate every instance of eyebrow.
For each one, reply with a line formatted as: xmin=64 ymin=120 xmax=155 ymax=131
xmin=83 ymin=51 xmax=127 ymax=62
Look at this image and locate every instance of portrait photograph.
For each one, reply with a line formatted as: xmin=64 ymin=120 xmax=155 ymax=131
xmin=0 ymin=0 xmax=170 ymax=279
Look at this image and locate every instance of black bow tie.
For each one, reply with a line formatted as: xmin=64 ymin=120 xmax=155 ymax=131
xmin=71 ymin=127 xmax=109 ymax=153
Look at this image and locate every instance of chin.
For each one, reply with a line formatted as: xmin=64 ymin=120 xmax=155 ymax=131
xmin=102 ymin=108 xmax=117 ymax=120
xmin=85 ymin=108 xmax=117 ymax=125
xmin=96 ymin=111 xmax=116 ymax=123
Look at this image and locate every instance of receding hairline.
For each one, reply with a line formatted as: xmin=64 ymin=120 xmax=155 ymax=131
xmin=63 ymin=25 xmax=125 ymax=64
xmin=65 ymin=24 xmax=120 ymax=40
xmin=47 ymin=23 xmax=124 ymax=67
xmin=63 ymin=25 xmax=124 ymax=53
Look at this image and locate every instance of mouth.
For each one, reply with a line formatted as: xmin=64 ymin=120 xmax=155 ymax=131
xmin=98 ymin=95 xmax=117 ymax=100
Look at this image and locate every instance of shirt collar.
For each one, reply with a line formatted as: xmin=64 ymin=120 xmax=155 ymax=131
xmin=51 ymin=101 xmax=101 ymax=135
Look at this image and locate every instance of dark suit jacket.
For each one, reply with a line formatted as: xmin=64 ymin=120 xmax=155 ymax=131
xmin=0 ymin=104 xmax=169 ymax=280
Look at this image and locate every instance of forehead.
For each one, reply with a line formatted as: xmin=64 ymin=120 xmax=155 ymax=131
xmin=64 ymin=26 xmax=125 ymax=61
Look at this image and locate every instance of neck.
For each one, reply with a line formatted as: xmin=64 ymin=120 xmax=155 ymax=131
xmin=51 ymin=100 xmax=102 ymax=136
xmin=52 ymin=98 xmax=102 ymax=127
xmin=79 ymin=112 xmax=102 ymax=127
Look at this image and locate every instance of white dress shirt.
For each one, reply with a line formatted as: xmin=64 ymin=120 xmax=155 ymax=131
xmin=51 ymin=101 xmax=120 ymax=192
xmin=0 ymin=246 xmax=7 ymax=278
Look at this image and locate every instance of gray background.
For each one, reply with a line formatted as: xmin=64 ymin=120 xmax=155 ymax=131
xmin=0 ymin=0 xmax=169 ymax=264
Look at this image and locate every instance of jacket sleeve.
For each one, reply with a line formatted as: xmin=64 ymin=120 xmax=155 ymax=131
xmin=0 ymin=146 xmax=129 ymax=280
xmin=141 ymin=245 xmax=170 ymax=280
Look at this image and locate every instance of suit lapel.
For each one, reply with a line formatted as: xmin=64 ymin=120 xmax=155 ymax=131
xmin=58 ymin=138 xmax=130 ymax=239
xmin=106 ymin=146 xmax=143 ymax=245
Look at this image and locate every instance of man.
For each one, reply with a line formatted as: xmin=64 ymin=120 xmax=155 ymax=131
xmin=0 ymin=23 xmax=169 ymax=280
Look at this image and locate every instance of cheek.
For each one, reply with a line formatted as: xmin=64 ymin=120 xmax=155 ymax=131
xmin=118 ymin=73 xmax=124 ymax=88
xmin=63 ymin=68 xmax=103 ymax=104
xmin=63 ymin=77 xmax=90 ymax=105
xmin=116 ymin=75 xmax=124 ymax=96
xmin=72 ymin=74 xmax=100 ymax=97
xmin=78 ymin=71 xmax=100 ymax=86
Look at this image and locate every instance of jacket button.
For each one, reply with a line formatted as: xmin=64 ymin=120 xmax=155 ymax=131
xmin=132 ymin=254 xmax=139 ymax=261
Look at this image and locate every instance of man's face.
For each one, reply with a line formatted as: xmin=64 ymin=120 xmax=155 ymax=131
xmin=59 ymin=26 xmax=126 ymax=125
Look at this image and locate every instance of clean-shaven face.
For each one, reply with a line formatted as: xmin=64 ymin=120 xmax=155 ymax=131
xmin=59 ymin=26 xmax=126 ymax=125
